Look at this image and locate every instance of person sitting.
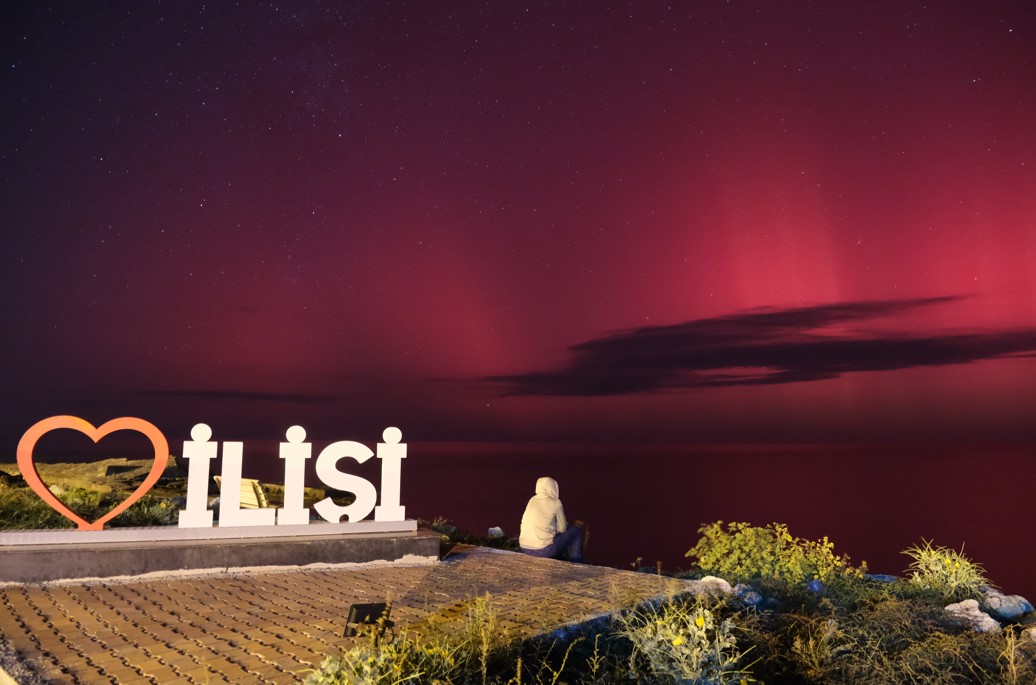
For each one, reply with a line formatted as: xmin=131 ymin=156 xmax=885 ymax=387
xmin=518 ymin=476 xmax=585 ymax=563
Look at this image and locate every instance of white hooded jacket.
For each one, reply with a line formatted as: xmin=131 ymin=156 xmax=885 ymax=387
xmin=519 ymin=476 xmax=568 ymax=550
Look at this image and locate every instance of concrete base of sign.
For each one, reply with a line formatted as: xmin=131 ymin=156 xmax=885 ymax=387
xmin=0 ymin=522 xmax=441 ymax=584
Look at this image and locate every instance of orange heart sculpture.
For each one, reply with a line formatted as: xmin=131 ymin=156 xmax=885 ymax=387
xmin=16 ymin=416 xmax=170 ymax=531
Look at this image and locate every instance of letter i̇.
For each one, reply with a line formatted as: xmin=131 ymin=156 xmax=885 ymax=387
xmin=178 ymin=423 xmax=216 ymax=528
xmin=277 ymin=425 xmax=311 ymax=525
xmin=374 ymin=426 xmax=406 ymax=522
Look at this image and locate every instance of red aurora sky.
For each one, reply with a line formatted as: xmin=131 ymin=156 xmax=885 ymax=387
xmin=1 ymin=1 xmax=1035 ymax=448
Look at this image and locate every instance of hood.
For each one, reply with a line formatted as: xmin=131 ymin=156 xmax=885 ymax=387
xmin=534 ymin=476 xmax=559 ymax=498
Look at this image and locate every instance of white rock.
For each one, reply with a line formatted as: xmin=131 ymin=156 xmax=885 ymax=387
xmin=486 ymin=527 xmax=505 ymax=538
xmin=944 ymin=598 xmax=1001 ymax=633
xmin=696 ymin=575 xmax=733 ymax=594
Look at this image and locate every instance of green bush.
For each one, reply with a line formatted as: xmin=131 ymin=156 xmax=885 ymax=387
xmin=736 ymin=594 xmax=1030 ymax=685
xmin=0 ymin=486 xmax=179 ymax=530
xmin=902 ymin=539 xmax=992 ymax=601
xmin=306 ymin=593 xmax=759 ymax=685
xmin=789 ymin=617 xmax=851 ymax=682
xmin=306 ymin=595 xmax=519 ymax=685
xmin=686 ymin=521 xmax=863 ymax=585
xmin=303 ymin=523 xmax=1035 ymax=685
xmin=616 ymin=595 xmax=756 ymax=684
xmin=801 ymin=596 xmax=1025 ymax=685
xmin=430 ymin=594 xmax=517 ymax=684
xmin=734 ymin=579 xmax=1036 ymax=685
xmin=303 ymin=581 xmax=1035 ymax=685
xmin=304 ymin=631 xmax=459 ymax=684
xmin=0 ymin=487 xmax=76 ymax=529
xmin=107 ymin=493 xmax=180 ymax=527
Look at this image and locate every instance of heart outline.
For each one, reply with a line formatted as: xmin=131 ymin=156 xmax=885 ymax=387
xmin=16 ymin=416 xmax=170 ymax=531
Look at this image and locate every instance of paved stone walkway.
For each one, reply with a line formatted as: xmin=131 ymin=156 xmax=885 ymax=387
xmin=0 ymin=546 xmax=696 ymax=684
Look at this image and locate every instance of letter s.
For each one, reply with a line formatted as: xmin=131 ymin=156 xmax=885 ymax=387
xmin=313 ymin=440 xmax=377 ymax=523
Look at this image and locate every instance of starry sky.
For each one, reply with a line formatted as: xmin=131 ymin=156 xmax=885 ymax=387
xmin=2 ymin=1 xmax=1035 ymax=450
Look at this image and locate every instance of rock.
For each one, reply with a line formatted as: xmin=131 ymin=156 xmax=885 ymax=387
xmin=697 ymin=575 xmax=733 ymax=594
xmin=733 ymin=583 xmax=764 ymax=608
xmin=435 ymin=523 xmax=458 ymax=536
xmin=161 ymin=455 xmax=188 ymax=479
xmin=979 ymin=587 xmax=1034 ymax=621
xmin=944 ymin=599 xmax=1001 ymax=633
xmin=0 ymin=469 xmax=27 ymax=487
xmin=1023 ymin=627 xmax=1036 ymax=645
xmin=487 ymin=526 xmax=505 ymax=538
xmin=865 ymin=573 xmax=899 ymax=583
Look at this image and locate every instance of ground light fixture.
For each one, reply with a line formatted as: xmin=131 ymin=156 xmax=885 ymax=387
xmin=343 ymin=601 xmax=394 ymax=639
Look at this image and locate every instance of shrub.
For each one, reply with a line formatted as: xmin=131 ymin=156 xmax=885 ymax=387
xmin=902 ymin=540 xmax=992 ymax=601
xmin=107 ymin=494 xmax=180 ymax=527
xmin=817 ymin=597 xmax=1013 ymax=685
xmin=306 ymin=594 xmax=518 ymax=685
xmin=737 ymin=587 xmax=1036 ymax=685
xmin=686 ymin=521 xmax=863 ymax=585
xmin=0 ymin=486 xmax=179 ymax=530
xmin=616 ymin=595 xmax=756 ymax=684
xmin=790 ymin=617 xmax=851 ymax=682
xmin=434 ymin=594 xmax=516 ymax=684
xmin=423 ymin=517 xmax=520 ymax=551
xmin=304 ymin=631 xmax=457 ymax=684
xmin=0 ymin=487 xmax=75 ymax=529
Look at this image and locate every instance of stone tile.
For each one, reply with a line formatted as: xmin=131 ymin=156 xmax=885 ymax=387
xmin=179 ymin=663 xmax=222 ymax=683
xmin=0 ymin=546 xmax=703 ymax=685
xmin=139 ymin=663 xmax=186 ymax=681
xmin=103 ymin=665 xmax=143 ymax=682
xmin=245 ymin=662 xmax=291 ymax=681
xmin=160 ymin=654 xmax=201 ymax=672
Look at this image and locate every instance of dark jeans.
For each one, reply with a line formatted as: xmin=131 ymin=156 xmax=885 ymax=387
xmin=521 ymin=525 xmax=584 ymax=563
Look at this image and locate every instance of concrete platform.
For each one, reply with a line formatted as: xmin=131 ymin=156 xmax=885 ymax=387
xmin=0 ymin=522 xmax=439 ymax=583
xmin=0 ymin=545 xmax=702 ymax=685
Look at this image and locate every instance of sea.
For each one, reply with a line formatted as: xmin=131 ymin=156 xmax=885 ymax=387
xmin=20 ymin=434 xmax=1035 ymax=599
xmin=401 ymin=442 xmax=1034 ymax=599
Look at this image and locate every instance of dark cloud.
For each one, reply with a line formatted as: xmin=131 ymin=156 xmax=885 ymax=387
xmin=488 ymin=296 xmax=1036 ymax=396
